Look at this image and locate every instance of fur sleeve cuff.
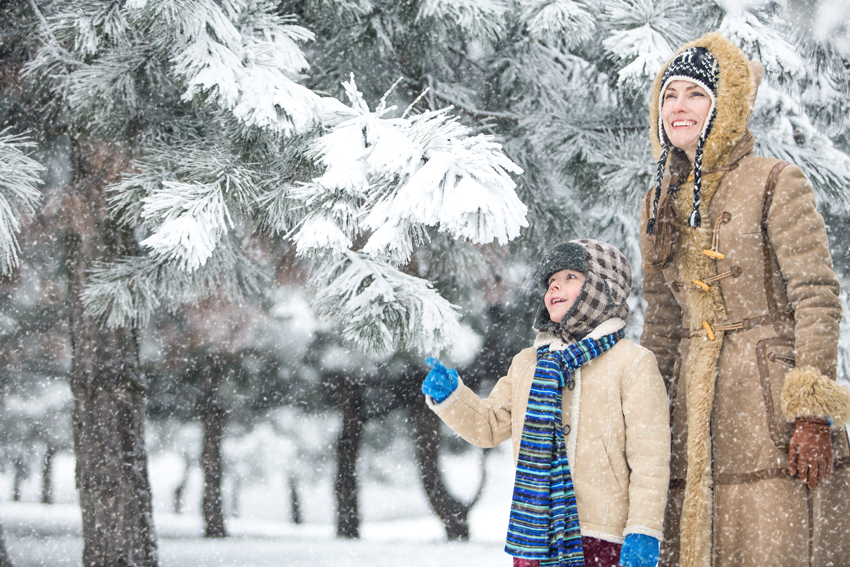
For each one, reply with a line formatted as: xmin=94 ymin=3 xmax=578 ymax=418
xmin=425 ymin=377 xmax=463 ymax=411
xmin=781 ymin=366 xmax=850 ymax=425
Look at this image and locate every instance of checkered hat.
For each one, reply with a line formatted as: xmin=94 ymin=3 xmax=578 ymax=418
xmin=647 ymin=46 xmax=719 ymax=235
xmin=533 ymin=239 xmax=632 ymax=339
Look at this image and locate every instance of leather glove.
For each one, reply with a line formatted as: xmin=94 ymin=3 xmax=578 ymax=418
xmin=619 ymin=533 xmax=659 ymax=567
xmin=422 ymin=357 xmax=458 ymax=403
xmin=788 ymin=416 xmax=833 ymax=488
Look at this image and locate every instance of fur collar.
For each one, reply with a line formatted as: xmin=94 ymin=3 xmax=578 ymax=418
xmin=533 ymin=318 xmax=626 ymax=352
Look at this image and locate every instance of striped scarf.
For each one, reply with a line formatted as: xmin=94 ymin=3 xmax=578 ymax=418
xmin=505 ymin=329 xmax=625 ymax=566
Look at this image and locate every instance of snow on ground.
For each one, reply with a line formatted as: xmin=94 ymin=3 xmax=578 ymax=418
xmin=0 ymin=440 xmax=516 ymax=566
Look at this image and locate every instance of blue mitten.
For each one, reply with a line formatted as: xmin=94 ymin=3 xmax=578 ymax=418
xmin=619 ymin=533 xmax=659 ymax=567
xmin=422 ymin=357 xmax=459 ymax=403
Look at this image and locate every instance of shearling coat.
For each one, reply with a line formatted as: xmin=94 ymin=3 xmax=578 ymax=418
xmin=428 ymin=318 xmax=670 ymax=545
xmin=640 ymin=33 xmax=850 ymax=567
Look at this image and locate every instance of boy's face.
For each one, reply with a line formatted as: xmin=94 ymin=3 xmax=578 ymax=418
xmin=544 ymin=269 xmax=586 ymax=324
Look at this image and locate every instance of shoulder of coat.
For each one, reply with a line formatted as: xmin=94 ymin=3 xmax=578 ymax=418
xmin=606 ymin=338 xmax=651 ymax=360
xmin=512 ymin=345 xmax=538 ymax=370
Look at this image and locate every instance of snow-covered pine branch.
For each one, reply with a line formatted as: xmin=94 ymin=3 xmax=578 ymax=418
xmin=719 ymin=8 xmax=807 ymax=87
xmin=310 ymin=250 xmax=463 ymax=355
xmin=520 ymin=0 xmax=596 ymax=48
xmin=599 ymin=0 xmax=692 ymax=89
xmin=167 ymin=0 xmax=325 ymax=135
xmin=416 ymin=0 xmax=508 ymax=40
xmin=291 ymin=77 xmax=526 ymax=354
xmin=109 ymin=141 xmax=265 ymax=272
xmin=753 ymin=84 xmax=850 ymax=208
xmin=294 ymin=77 xmax=527 ymax=267
xmin=82 ymin=241 xmax=267 ymax=329
xmin=0 ymin=131 xmax=43 ymax=275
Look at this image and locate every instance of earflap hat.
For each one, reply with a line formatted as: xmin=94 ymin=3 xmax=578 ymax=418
xmin=647 ymin=46 xmax=720 ymax=234
xmin=533 ymin=239 xmax=631 ymax=340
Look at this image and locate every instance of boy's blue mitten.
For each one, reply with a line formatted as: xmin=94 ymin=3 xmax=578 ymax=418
xmin=619 ymin=533 xmax=659 ymax=567
xmin=422 ymin=357 xmax=458 ymax=403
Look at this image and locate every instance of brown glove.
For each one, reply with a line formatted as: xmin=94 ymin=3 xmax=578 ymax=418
xmin=787 ymin=417 xmax=833 ymax=488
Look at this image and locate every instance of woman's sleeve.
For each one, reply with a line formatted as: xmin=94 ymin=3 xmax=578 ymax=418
xmin=639 ymin=188 xmax=683 ymax=392
xmin=767 ymin=165 xmax=850 ymax=424
xmin=426 ymin=350 xmax=531 ymax=448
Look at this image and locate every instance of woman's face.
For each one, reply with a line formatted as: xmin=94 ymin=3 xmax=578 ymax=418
xmin=544 ymin=269 xmax=586 ymax=324
xmin=661 ymin=80 xmax=712 ymax=162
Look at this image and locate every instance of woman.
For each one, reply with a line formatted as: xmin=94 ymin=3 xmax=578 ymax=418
xmin=639 ymin=32 xmax=850 ymax=567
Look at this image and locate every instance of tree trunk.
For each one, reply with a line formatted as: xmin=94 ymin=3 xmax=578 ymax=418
xmin=173 ymin=456 xmax=190 ymax=514
xmin=41 ymin=444 xmax=55 ymax=504
xmin=11 ymin=458 xmax=24 ymax=502
xmin=289 ymin=474 xmax=302 ymax=524
xmin=65 ymin=141 xmax=157 ymax=567
xmin=411 ymin=402 xmax=478 ymax=540
xmin=201 ymin=356 xmax=227 ymax=538
xmin=0 ymin=506 xmax=12 ymax=567
xmin=335 ymin=373 xmax=363 ymax=539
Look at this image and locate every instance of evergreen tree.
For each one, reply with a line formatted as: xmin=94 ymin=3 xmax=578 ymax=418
xmin=17 ymin=0 xmax=528 ymax=551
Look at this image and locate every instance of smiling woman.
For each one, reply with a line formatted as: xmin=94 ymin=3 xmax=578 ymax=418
xmin=639 ymin=32 xmax=850 ymax=567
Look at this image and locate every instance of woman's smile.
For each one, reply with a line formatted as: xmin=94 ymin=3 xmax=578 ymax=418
xmin=661 ymin=80 xmax=712 ymax=162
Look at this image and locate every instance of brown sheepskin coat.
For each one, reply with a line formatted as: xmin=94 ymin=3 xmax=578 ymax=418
xmin=639 ymin=33 xmax=850 ymax=567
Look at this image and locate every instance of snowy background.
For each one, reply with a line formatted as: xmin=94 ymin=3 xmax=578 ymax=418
xmin=1 ymin=0 xmax=850 ymax=566
xmin=0 ymin=424 xmax=517 ymax=566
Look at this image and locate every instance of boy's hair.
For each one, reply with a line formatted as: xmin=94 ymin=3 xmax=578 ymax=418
xmin=533 ymin=239 xmax=632 ymax=337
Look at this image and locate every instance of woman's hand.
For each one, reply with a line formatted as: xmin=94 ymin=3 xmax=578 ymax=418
xmin=788 ymin=417 xmax=834 ymax=488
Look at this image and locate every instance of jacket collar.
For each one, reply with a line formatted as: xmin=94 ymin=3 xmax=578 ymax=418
xmin=532 ymin=318 xmax=627 ymax=352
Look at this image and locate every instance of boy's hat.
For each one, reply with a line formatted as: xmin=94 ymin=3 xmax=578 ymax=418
xmin=533 ymin=239 xmax=632 ymax=339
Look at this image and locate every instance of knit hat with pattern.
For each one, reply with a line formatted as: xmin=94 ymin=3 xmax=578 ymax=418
xmin=533 ymin=239 xmax=631 ymax=340
xmin=647 ymin=46 xmax=719 ymax=235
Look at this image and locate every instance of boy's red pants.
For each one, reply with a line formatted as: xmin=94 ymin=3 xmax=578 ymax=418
xmin=512 ymin=536 xmax=623 ymax=567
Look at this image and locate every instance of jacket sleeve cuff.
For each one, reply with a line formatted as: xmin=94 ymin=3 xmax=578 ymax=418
xmin=622 ymin=526 xmax=663 ymax=541
xmin=425 ymin=377 xmax=464 ymax=411
xmin=781 ymin=366 xmax=850 ymax=425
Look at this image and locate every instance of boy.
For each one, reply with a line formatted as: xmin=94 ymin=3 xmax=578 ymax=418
xmin=423 ymin=240 xmax=669 ymax=567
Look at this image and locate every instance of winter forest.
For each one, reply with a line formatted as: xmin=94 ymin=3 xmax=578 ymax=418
xmin=0 ymin=0 xmax=848 ymax=566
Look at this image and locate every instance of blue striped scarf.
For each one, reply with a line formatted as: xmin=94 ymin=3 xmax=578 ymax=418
xmin=505 ymin=329 xmax=625 ymax=566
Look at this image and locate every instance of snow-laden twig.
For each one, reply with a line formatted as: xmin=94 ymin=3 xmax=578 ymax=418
xmin=0 ymin=131 xmax=44 ymax=275
xmin=310 ymin=250 xmax=463 ymax=356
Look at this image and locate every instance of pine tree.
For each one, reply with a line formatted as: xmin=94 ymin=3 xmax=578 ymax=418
xmin=18 ymin=0 xmax=529 ymax=549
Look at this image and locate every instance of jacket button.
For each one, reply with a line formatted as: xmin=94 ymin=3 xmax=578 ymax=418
xmin=564 ymin=424 xmax=571 ymax=435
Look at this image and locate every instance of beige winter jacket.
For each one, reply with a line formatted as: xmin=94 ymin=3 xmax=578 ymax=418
xmin=428 ymin=318 xmax=670 ymax=544
xmin=640 ymin=32 xmax=850 ymax=567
